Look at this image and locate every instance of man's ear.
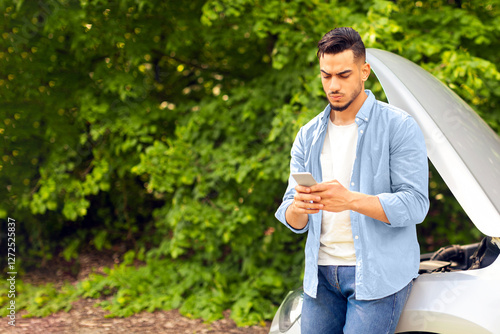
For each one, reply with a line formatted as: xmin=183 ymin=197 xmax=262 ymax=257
xmin=361 ymin=62 xmax=371 ymax=82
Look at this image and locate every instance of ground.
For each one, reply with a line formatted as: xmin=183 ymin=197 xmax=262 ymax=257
xmin=0 ymin=249 xmax=271 ymax=334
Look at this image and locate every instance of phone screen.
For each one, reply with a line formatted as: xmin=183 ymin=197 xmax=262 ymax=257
xmin=292 ymin=172 xmax=317 ymax=187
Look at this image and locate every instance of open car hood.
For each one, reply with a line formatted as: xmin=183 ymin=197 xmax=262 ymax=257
xmin=367 ymin=48 xmax=500 ymax=237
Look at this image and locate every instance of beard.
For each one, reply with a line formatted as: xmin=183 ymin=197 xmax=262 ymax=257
xmin=330 ymin=99 xmax=354 ymax=112
xmin=328 ymin=83 xmax=363 ymax=112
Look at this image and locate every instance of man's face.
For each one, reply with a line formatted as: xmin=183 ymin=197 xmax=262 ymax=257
xmin=319 ymin=50 xmax=370 ymax=113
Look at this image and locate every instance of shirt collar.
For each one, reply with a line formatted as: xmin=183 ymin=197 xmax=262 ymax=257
xmin=355 ymin=89 xmax=375 ymax=125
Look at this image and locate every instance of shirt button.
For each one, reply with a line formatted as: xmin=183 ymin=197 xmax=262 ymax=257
xmin=351 ymin=182 xmax=355 ymax=186
xmin=360 ymin=129 xmax=364 ymax=134
xmin=355 ymin=235 xmax=359 ymax=239
xmin=365 ymin=117 xmax=368 ymax=121
xmin=357 ymin=262 xmax=361 ymax=266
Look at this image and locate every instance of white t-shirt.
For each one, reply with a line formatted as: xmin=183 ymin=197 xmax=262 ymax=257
xmin=318 ymin=119 xmax=358 ymax=266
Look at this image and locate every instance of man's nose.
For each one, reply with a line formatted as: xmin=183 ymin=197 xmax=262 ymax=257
xmin=329 ymin=77 xmax=341 ymax=93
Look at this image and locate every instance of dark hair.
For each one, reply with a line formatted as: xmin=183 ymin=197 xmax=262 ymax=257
xmin=317 ymin=27 xmax=365 ymax=62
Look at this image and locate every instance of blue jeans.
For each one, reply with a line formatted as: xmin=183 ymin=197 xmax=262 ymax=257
xmin=301 ymin=265 xmax=413 ymax=334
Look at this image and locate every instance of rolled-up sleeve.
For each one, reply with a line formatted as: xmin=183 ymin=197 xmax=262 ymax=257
xmin=275 ymin=129 xmax=310 ymax=233
xmin=377 ymin=116 xmax=429 ymax=227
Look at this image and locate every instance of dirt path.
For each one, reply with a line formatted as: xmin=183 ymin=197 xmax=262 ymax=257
xmin=1 ymin=250 xmax=271 ymax=334
xmin=1 ymin=300 xmax=270 ymax=333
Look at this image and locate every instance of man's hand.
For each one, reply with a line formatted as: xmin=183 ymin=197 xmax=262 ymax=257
xmin=310 ymin=179 xmax=390 ymax=223
xmin=309 ymin=180 xmax=353 ymax=212
xmin=292 ymin=185 xmax=324 ymax=214
xmin=285 ymin=185 xmax=324 ymax=230
xmin=286 ymin=179 xmax=390 ymax=228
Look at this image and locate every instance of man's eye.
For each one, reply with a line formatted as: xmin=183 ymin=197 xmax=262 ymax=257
xmin=340 ymin=75 xmax=350 ymax=78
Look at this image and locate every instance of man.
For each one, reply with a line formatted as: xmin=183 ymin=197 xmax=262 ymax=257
xmin=275 ymin=27 xmax=429 ymax=334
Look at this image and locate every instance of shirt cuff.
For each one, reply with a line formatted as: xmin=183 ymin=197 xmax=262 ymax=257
xmin=376 ymin=193 xmax=409 ymax=227
xmin=276 ymin=200 xmax=310 ymax=234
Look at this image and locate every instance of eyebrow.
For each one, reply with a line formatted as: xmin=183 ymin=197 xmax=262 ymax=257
xmin=320 ymin=69 xmax=352 ymax=76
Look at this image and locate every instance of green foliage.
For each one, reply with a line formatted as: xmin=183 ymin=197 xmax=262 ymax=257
xmin=0 ymin=279 xmax=79 ymax=318
xmin=0 ymin=255 xmax=297 ymax=326
xmin=0 ymin=0 xmax=499 ymax=326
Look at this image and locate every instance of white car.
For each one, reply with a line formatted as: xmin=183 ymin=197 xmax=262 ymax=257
xmin=269 ymin=48 xmax=500 ymax=334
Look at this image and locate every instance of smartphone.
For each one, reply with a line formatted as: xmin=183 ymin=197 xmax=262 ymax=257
xmin=292 ymin=172 xmax=317 ymax=187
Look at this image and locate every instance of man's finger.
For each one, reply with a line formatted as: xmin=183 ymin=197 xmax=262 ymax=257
xmin=294 ymin=193 xmax=321 ymax=202
xmin=295 ymin=185 xmax=314 ymax=193
xmin=293 ymin=200 xmax=323 ymax=213
xmin=309 ymin=180 xmax=342 ymax=192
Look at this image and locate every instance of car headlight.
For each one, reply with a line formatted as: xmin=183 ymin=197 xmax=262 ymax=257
xmin=278 ymin=288 xmax=303 ymax=332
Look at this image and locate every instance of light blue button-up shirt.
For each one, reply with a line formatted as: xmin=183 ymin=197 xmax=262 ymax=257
xmin=275 ymin=90 xmax=429 ymax=300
